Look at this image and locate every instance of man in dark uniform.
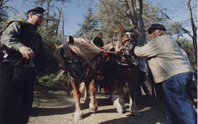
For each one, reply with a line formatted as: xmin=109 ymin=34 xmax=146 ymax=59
xmin=0 ymin=7 xmax=45 ymax=124
xmin=93 ymin=32 xmax=104 ymax=48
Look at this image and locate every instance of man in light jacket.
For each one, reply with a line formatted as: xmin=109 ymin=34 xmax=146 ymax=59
xmin=133 ymin=23 xmax=197 ymax=124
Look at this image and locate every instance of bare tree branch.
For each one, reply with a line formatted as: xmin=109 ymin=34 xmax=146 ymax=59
xmin=160 ymin=10 xmax=193 ymax=38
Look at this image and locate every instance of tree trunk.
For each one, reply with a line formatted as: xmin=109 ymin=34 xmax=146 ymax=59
xmin=61 ymin=9 xmax=65 ymax=39
xmin=46 ymin=0 xmax=51 ymax=27
xmin=55 ymin=9 xmax=61 ymax=36
xmin=0 ymin=0 xmax=3 ymax=8
xmin=0 ymin=0 xmax=4 ymax=29
xmin=135 ymin=0 xmax=146 ymax=45
xmin=186 ymin=0 xmax=197 ymax=63
xmin=125 ymin=0 xmax=136 ymax=25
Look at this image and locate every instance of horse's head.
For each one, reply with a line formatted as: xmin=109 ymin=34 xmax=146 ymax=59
xmin=118 ymin=27 xmax=139 ymax=54
xmin=55 ymin=36 xmax=103 ymax=79
xmin=121 ymin=27 xmax=139 ymax=46
xmin=55 ymin=36 xmax=81 ymax=70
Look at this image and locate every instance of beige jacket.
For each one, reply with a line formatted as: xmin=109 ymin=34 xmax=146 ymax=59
xmin=134 ymin=34 xmax=191 ymax=83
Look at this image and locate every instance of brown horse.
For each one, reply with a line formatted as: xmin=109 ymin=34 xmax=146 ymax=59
xmin=100 ymin=28 xmax=140 ymax=115
xmin=55 ymin=36 xmax=106 ymax=120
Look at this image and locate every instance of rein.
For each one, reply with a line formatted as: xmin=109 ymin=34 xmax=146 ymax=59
xmin=64 ymin=59 xmax=85 ymax=79
xmin=122 ymin=38 xmax=131 ymax=45
xmin=65 ymin=51 xmax=110 ymax=80
xmin=60 ymin=49 xmax=108 ymax=80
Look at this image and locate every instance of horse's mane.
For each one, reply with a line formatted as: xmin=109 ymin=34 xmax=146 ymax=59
xmin=103 ymin=42 xmax=116 ymax=51
xmin=67 ymin=39 xmax=103 ymax=61
xmin=74 ymin=37 xmax=90 ymax=43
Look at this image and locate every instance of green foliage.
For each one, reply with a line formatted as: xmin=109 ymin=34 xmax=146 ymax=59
xmin=97 ymin=0 xmax=168 ymax=43
xmin=177 ymin=39 xmax=196 ymax=69
xmin=142 ymin=2 xmax=165 ymax=26
xmin=167 ymin=22 xmax=184 ymax=38
xmin=98 ymin=0 xmax=130 ymax=42
xmin=37 ymin=73 xmax=69 ymax=91
xmin=37 ymin=25 xmax=59 ymax=74
xmin=76 ymin=7 xmax=99 ymax=39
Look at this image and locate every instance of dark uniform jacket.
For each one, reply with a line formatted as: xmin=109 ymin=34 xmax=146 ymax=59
xmin=0 ymin=21 xmax=45 ymax=71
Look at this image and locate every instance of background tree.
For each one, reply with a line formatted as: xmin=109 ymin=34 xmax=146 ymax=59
xmin=75 ymin=7 xmax=98 ymax=40
xmin=98 ymin=0 xmax=132 ymax=42
xmin=35 ymin=0 xmax=69 ymax=26
xmin=0 ymin=0 xmax=20 ymax=31
xmin=186 ymin=0 xmax=197 ymax=63
xmin=0 ymin=0 xmax=8 ymax=29
xmin=97 ymin=0 xmax=167 ymax=43
xmin=177 ymin=39 xmax=196 ymax=68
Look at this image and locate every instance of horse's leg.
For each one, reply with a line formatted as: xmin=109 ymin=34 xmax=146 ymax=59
xmin=79 ymin=82 xmax=88 ymax=103
xmin=84 ymin=82 xmax=89 ymax=102
xmin=110 ymin=85 xmax=116 ymax=104
xmin=105 ymin=78 xmax=116 ymax=104
xmin=70 ymin=78 xmax=83 ymax=120
xmin=109 ymin=91 xmax=116 ymax=104
xmin=114 ymin=86 xmax=126 ymax=114
xmin=128 ymin=82 xmax=140 ymax=116
xmin=89 ymin=79 xmax=98 ymax=113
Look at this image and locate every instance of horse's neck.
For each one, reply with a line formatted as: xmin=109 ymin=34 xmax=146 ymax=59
xmin=70 ymin=42 xmax=102 ymax=72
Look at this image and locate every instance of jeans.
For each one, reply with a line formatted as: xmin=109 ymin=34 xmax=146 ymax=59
xmin=162 ymin=72 xmax=197 ymax=124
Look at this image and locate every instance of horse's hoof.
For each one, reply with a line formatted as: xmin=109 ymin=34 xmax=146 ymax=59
xmin=74 ymin=110 xmax=83 ymax=121
xmin=89 ymin=108 xmax=98 ymax=113
xmin=114 ymin=99 xmax=126 ymax=114
xmin=117 ymin=107 xmax=126 ymax=114
xmin=89 ymin=102 xmax=98 ymax=113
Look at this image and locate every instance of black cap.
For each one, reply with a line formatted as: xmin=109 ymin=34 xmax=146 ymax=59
xmin=27 ymin=7 xmax=45 ymax=15
xmin=147 ymin=24 xmax=166 ymax=34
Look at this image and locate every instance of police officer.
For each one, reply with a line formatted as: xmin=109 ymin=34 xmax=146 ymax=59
xmin=0 ymin=7 xmax=45 ymax=124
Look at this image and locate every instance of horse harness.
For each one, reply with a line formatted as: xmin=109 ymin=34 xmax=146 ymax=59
xmin=59 ymin=48 xmax=108 ymax=81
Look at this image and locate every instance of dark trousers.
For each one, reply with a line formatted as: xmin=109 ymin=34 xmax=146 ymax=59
xmin=0 ymin=62 xmax=36 ymax=124
xmin=136 ymin=71 xmax=150 ymax=96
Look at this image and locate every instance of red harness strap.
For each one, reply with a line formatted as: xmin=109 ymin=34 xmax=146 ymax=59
xmin=96 ymin=52 xmax=110 ymax=74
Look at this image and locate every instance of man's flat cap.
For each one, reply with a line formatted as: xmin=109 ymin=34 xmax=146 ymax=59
xmin=27 ymin=7 xmax=45 ymax=15
xmin=147 ymin=24 xmax=166 ymax=34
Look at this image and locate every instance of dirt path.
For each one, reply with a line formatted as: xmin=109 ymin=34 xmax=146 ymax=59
xmin=28 ymin=90 xmax=170 ymax=124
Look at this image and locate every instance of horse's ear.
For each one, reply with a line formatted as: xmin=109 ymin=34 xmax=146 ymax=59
xmin=54 ymin=43 xmax=60 ymax=50
xmin=69 ymin=36 xmax=74 ymax=44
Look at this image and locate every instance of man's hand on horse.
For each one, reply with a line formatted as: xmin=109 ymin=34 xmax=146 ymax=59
xmin=19 ymin=46 xmax=35 ymax=59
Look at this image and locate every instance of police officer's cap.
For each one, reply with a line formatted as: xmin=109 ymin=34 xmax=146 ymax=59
xmin=147 ymin=24 xmax=166 ymax=34
xmin=27 ymin=7 xmax=45 ymax=15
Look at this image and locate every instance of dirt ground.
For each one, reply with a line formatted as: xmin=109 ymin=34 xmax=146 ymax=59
xmin=28 ymin=89 xmax=173 ymax=124
xmin=28 ymin=78 xmax=197 ymax=124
